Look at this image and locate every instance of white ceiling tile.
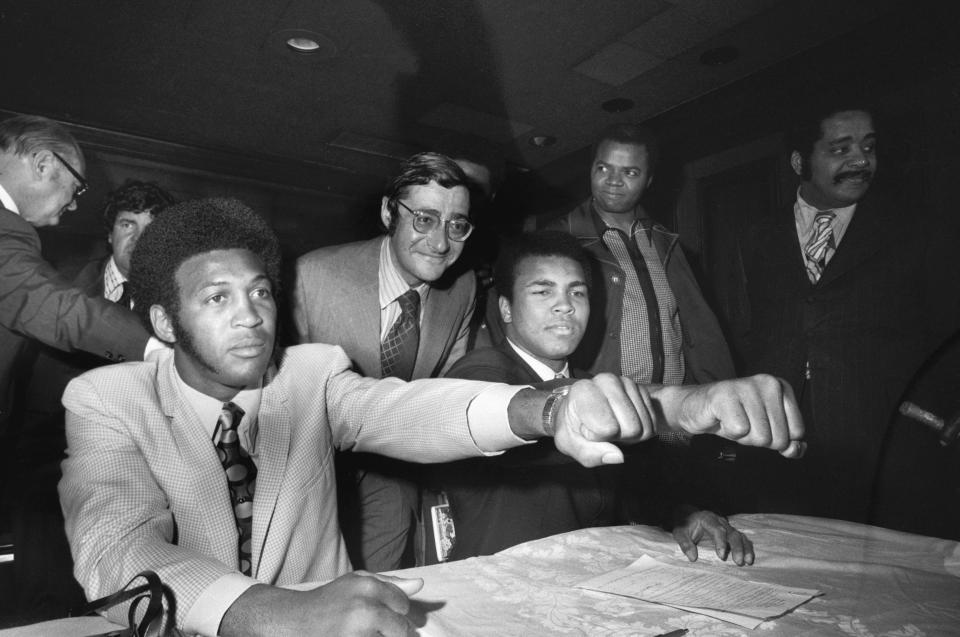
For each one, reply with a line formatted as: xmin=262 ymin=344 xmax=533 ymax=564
xmin=622 ymin=6 xmax=715 ymax=58
xmin=573 ymin=42 xmax=664 ymax=87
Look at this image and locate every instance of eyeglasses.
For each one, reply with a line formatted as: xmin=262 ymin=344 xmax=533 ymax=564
xmin=396 ymin=200 xmax=474 ymax=241
xmin=51 ymin=151 xmax=89 ymax=200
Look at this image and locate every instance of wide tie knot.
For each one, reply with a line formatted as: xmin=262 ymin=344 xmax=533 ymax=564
xmin=219 ymin=402 xmax=245 ymax=433
xmin=813 ymin=210 xmax=836 ymax=227
xmin=397 ymin=288 xmax=420 ymax=321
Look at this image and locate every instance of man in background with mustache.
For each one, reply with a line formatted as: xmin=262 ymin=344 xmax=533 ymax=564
xmin=733 ymin=104 xmax=956 ymax=522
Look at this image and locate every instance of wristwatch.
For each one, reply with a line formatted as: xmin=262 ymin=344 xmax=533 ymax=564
xmin=542 ymin=384 xmax=572 ymax=437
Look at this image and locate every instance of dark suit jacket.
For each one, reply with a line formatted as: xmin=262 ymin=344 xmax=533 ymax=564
xmin=735 ymin=194 xmax=959 ymax=521
xmin=0 ymin=207 xmax=148 ymax=440
xmin=437 ymin=343 xmax=617 ymax=558
xmin=291 ymin=236 xmax=475 ymax=379
xmin=17 ymin=257 xmax=110 ymax=456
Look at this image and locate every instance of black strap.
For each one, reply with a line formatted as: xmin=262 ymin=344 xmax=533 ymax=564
xmin=73 ymin=570 xmax=172 ymax=637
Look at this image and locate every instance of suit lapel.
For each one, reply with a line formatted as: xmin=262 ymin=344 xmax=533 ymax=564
xmin=351 ymin=239 xmax=383 ymax=377
xmin=818 ymin=199 xmax=895 ymax=286
xmin=498 ymin=341 xmax=542 ymax=384
xmin=249 ymin=361 xmax=290 ymax=579
xmin=764 ymin=210 xmax=810 ymax=288
xmin=414 ymin=286 xmax=457 ymax=378
xmin=156 ymin=352 xmax=239 ymax=568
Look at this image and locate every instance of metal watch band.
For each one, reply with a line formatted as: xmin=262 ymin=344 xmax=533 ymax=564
xmin=542 ymin=384 xmax=571 ymax=437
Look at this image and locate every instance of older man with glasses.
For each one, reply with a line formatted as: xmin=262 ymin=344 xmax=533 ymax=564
xmin=291 ymin=151 xmax=477 ymax=572
xmin=0 ymin=114 xmax=155 ymax=618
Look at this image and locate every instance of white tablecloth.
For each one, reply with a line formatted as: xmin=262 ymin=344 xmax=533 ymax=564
xmin=5 ymin=513 xmax=959 ymax=636
xmin=392 ymin=513 xmax=960 ymax=636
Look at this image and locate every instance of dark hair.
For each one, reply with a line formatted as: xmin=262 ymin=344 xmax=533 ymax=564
xmin=129 ymin=198 xmax=282 ymax=328
xmin=593 ymin=123 xmax=660 ymax=175
xmin=0 ymin=114 xmax=83 ymax=165
xmin=382 ymin=152 xmax=470 ymax=233
xmin=102 ymin=180 xmax=176 ymax=232
xmin=494 ymin=231 xmax=592 ymax=302
xmin=787 ymin=104 xmax=875 ymax=180
xmin=433 ymin=135 xmax=506 ymax=202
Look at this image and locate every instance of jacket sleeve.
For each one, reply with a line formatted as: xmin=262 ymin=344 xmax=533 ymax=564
xmin=667 ymin=244 xmax=736 ymax=383
xmin=0 ymin=228 xmax=149 ymax=362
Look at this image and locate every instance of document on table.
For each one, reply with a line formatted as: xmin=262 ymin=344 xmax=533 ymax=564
xmin=576 ymin=555 xmax=821 ymax=629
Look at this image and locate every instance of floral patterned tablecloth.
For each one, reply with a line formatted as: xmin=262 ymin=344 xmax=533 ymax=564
xmin=392 ymin=513 xmax=960 ymax=636
xmin=4 ymin=513 xmax=958 ymax=636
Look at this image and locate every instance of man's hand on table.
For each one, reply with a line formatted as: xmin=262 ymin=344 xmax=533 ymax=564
xmin=220 ymin=571 xmax=423 ymax=636
xmin=672 ymin=508 xmax=754 ymax=566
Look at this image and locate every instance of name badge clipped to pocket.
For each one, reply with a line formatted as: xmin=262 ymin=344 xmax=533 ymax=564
xmin=430 ymin=492 xmax=456 ymax=563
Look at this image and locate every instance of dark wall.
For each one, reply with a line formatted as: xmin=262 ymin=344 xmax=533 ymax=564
xmin=0 ymin=109 xmax=392 ymax=271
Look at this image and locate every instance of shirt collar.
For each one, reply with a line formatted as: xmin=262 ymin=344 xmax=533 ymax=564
xmin=378 ymin=236 xmax=428 ymax=310
xmin=590 ymin=201 xmax=651 ymax=242
xmin=507 ymin=339 xmax=570 ymax=381
xmin=103 ymin=256 xmax=127 ymax=298
xmin=0 ymin=183 xmax=20 ymax=215
xmin=174 ymin=365 xmax=262 ymax=451
xmin=795 ymin=187 xmax=857 ymax=220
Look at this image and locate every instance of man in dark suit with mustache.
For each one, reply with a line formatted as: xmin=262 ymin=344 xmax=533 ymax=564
xmin=734 ymin=104 xmax=958 ymax=522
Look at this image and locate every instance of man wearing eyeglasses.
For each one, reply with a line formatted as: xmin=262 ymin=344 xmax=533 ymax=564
xmin=0 ymin=114 xmax=154 ymax=617
xmin=291 ymin=152 xmax=476 ymax=572
xmin=0 ymin=114 xmax=152 ymax=428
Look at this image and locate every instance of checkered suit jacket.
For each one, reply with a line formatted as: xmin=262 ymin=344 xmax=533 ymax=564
xmin=59 ymin=344 xmax=497 ymax=628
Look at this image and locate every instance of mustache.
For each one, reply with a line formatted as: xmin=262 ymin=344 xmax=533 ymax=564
xmin=833 ymin=169 xmax=872 ymax=184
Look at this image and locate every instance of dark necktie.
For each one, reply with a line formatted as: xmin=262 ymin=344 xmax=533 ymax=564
xmin=380 ymin=288 xmax=420 ymax=380
xmin=215 ymin=402 xmax=257 ymax=575
xmin=602 ymin=222 xmax=665 ymax=384
xmin=117 ymin=281 xmax=133 ymax=309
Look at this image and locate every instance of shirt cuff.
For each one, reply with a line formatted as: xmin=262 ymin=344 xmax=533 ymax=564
xmin=182 ymin=572 xmax=259 ymax=637
xmin=466 ymin=383 xmax=534 ymax=453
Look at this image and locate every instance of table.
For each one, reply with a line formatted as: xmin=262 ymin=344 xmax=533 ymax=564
xmin=393 ymin=513 xmax=960 ymax=636
xmin=4 ymin=513 xmax=959 ymax=636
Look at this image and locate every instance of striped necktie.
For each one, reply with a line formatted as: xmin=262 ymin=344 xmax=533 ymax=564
xmin=803 ymin=210 xmax=836 ymax=283
xmin=216 ymin=402 xmax=257 ymax=575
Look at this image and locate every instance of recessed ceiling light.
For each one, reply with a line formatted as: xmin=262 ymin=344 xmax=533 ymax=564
xmin=601 ymin=98 xmax=635 ymax=113
xmin=287 ymin=37 xmax=320 ymax=53
xmin=699 ymin=45 xmax=740 ymax=66
xmin=529 ymin=135 xmax=557 ymax=148
xmin=275 ymin=29 xmax=337 ymax=58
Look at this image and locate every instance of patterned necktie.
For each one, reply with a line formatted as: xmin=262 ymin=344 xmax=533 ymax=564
xmin=215 ymin=402 xmax=257 ymax=575
xmin=380 ymin=288 xmax=420 ymax=380
xmin=804 ymin=210 xmax=836 ymax=283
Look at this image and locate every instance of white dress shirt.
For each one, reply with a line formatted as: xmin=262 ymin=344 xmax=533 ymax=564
xmin=507 ymin=339 xmax=570 ymax=382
